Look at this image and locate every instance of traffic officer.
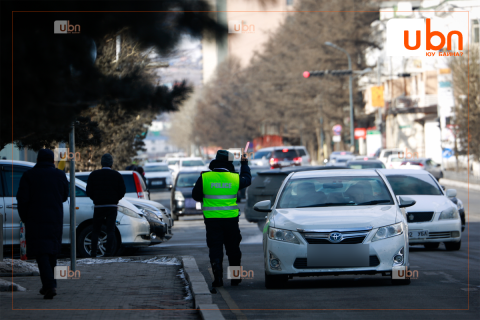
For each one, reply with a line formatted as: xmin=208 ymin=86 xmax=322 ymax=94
xmin=192 ymin=150 xmax=251 ymax=287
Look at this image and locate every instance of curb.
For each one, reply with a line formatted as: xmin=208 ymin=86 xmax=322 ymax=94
xmin=181 ymin=256 xmax=225 ymax=320
xmin=440 ymin=179 xmax=480 ymax=191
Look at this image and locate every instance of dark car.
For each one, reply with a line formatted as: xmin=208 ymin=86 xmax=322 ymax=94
xmin=347 ymin=160 xmax=386 ymax=169
xmin=170 ymin=170 xmax=203 ymax=220
xmin=400 ymin=158 xmax=443 ymax=180
xmin=245 ymin=166 xmax=349 ymax=228
xmin=232 ymin=164 xmax=270 ymax=201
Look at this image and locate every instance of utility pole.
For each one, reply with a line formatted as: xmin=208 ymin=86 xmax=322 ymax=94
xmin=69 ymin=122 xmax=76 ymax=271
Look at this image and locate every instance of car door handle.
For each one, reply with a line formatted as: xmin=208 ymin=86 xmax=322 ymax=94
xmin=7 ymin=204 xmax=17 ymax=209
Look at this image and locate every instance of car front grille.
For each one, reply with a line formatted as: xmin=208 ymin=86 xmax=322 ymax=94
xmin=428 ymin=231 xmax=453 ymax=239
xmin=406 ymin=211 xmax=435 ymax=223
xmin=302 ymin=230 xmax=369 ymax=244
xmin=293 ymin=256 xmax=380 ymax=269
xmin=148 ymin=178 xmax=167 ymax=189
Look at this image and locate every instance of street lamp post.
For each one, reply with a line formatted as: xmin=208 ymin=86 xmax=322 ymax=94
xmin=325 ymin=42 xmax=355 ymax=152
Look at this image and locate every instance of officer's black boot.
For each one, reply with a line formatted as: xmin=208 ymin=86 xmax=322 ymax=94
xmin=229 ymin=258 xmax=242 ymax=286
xmin=211 ymin=259 xmax=223 ymax=287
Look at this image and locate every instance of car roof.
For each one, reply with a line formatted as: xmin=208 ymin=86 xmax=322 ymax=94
xmin=292 ymin=169 xmax=379 ymax=179
xmin=348 ymin=160 xmax=383 ymax=163
xmin=377 ymin=169 xmax=430 ymax=175
xmin=144 ymin=162 xmax=168 ymax=166
xmin=257 ymin=165 xmax=349 ymax=176
xmin=0 ymin=160 xmax=35 ymax=167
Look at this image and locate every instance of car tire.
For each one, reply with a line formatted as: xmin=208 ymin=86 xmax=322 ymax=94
xmin=424 ymin=243 xmax=440 ymax=249
xmin=391 ymin=278 xmax=411 ymax=285
xmin=445 ymin=241 xmax=461 ymax=251
xmin=77 ymin=224 xmax=119 ymax=258
xmin=265 ymin=272 xmax=288 ymax=289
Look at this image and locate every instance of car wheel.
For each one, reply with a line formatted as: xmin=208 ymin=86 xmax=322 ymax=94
xmin=77 ymin=225 xmax=118 ymax=258
xmin=172 ymin=212 xmax=179 ymax=221
xmin=424 ymin=243 xmax=440 ymax=249
xmin=391 ymin=278 xmax=411 ymax=285
xmin=445 ymin=241 xmax=461 ymax=251
xmin=265 ymin=272 xmax=288 ymax=289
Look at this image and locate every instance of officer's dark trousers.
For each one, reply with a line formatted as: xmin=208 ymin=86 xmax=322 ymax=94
xmin=204 ymin=217 xmax=242 ymax=265
xmin=90 ymin=207 xmax=117 ymax=257
xmin=36 ymin=253 xmax=57 ymax=290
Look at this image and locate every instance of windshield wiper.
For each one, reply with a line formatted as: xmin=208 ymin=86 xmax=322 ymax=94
xmin=296 ymin=202 xmax=355 ymax=208
xmin=357 ymin=200 xmax=391 ymax=205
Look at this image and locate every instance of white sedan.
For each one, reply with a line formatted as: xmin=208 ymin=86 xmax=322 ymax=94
xmin=379 ymin=169 xmax=462 ymax=250
xmin=254 ymin=169 xmax=415 ymax=288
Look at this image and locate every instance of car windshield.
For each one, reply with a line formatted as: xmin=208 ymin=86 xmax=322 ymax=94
xmin=182 ymin=160 xmax=204 ymax=167
xmin=144 ymin=165 xmax=169 ymax=172
xmin=348 ymin=162 xmax=385 ymax=169
xmin=254 ymin=151 xmax=271 ymax=159
xmin=277 ymin=176 xmax=393 ymax=208
xmin=176 ymin=172 xmax=200 ymax=187
xmin=168 ymin=160 xmax=179 ymax=165
xmin=385 ymin=174 xmax=442 ymax=195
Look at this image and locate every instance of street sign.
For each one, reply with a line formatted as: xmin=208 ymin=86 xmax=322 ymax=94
xmin=354 ymin=128 xmax=367 ymax=139
xmin=371 ymin=86 xmax=384 ymax=107
xmin=442 ymin=148 xmax=453 ymax=159
xmin=333 ymin=135 xmax=341 ymax=143
xmin=332 ymin=124 xmax=342 ymax=136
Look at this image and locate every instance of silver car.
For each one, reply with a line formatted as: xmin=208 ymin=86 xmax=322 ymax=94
xmin=1 ymin=160 xmax=152 ymax=257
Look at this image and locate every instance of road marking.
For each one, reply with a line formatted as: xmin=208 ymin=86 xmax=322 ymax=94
xmin=208 ymin=268 xmax=247 ymax=320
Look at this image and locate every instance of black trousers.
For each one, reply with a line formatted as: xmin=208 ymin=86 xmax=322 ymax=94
xmin=36 ymin=253 xmax=57 ymax=290
xmin=90 ymin=207 xmax=117 ymax=257
xmin=204 ymin=217 xmax=242 ymax=265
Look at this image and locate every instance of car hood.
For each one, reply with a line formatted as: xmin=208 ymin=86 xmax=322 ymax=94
xmin=272 ymin=205 xmax=399 ymax=230
xmin=397 ymin=195 xmax=454 ymax=212
xmin=125 ymin=197 xmax=165 ymax=210
xmin=118 ymin=198 xmax=143 ymax=213
xmin=145 ymin=172 xmax=171 ymax=179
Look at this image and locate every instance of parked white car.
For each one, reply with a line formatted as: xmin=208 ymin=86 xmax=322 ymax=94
xmin=76 ymin=171 xmax=150 ymax=200
xmin=385 ymin=155 xmax=404 ymax=169
xmin=168 ymin=157 xmax=206 ymax=179
xmin=143 ymin=162 xmax=173 ymax=191
xmin=378 ymin=149 xmax=403 ymax=165
xmin=1 ymin=160 xmax=152 ymax=257
xmin=255 ymin=169 xmax=414 ymax=288
xmin=380 ymin=169 xmax=462 ymax=250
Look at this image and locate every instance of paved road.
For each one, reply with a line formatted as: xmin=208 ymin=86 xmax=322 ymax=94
xmin=142 ymin=186 xmax=480 ymax=319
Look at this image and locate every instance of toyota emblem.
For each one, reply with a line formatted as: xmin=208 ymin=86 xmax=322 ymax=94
xmin=328 ymin=232 xmax=343 ymax=243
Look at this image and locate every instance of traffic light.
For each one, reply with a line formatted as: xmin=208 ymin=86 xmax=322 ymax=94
xmin=303 ymin=71 xmax=310 ymax=78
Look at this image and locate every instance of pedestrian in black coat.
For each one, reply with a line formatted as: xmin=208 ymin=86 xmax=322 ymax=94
xmin=16 ymin=149 xmax=69 ymax=299
xmin=86 ymin=153 xmax=126 ymax=257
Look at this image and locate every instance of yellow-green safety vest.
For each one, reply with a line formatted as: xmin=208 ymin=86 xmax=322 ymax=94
xmin=202 ymin=171 xmax=240 ymax=218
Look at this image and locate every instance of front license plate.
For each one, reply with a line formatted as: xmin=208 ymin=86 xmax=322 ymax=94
xmin=307 ymin=244 xmax=369 ymax=267
xmin=196 ymin=202 xmax=202 ymax=210
xmin=409 ymin=230 xmax=429 ymax=238
xmin=152 ymin=181 xmax=164 ymax=186
xmin=280 ymin=161 xmax=290 ymax=166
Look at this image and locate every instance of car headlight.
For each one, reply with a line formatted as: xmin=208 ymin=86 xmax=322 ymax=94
xmin=372 ymin=222 xmax=404 ymax=241
xmin=439 ymin=207 xmax=459 ymax=220
xmin=456 ymin=199 xmax=464 ymax=211
xmin=117 ymin=206 xmax=143 ymax=219
xmin=268 ymin=227 xmax=300 ymax=244
xmin=175 ymin=191 xmax=184 ymax=201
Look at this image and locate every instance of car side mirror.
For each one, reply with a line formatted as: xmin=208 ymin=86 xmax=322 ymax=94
xmin=446 ymin=189 xmax=457 ymax=198
xmin=253 ymin=200 xmax=272 ymax=212
xmin=398 ymin=196 xmax=416 ymax=208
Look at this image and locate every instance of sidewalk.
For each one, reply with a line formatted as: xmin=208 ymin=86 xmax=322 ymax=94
xmin=442 ymin=171 xmax=480 ymax=191
xmin=0 ymin=256 xmax=199 ymax=320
